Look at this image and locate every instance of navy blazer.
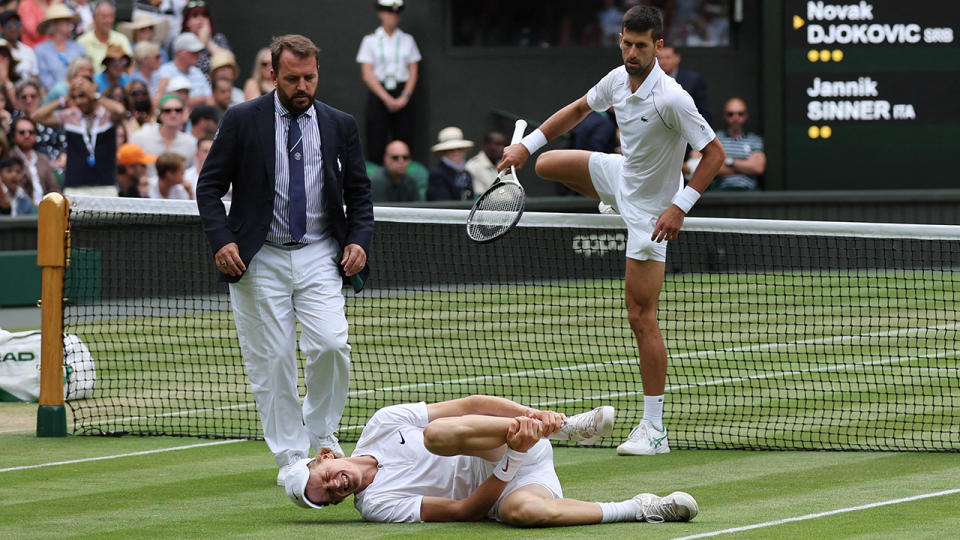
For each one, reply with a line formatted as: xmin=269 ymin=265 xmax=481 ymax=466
xmin=196 ymin=92 xmax=373 ymax=288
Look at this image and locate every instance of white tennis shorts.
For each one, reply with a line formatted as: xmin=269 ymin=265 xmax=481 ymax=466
xmin=482 ymin=439 xmax=563 ymax=521
xmin=588 ymin=152 xmax=668 ymax=262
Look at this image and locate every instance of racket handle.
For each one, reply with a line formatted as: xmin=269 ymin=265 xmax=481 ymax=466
xmin=511 ymin=120 xmax=527 ymax=144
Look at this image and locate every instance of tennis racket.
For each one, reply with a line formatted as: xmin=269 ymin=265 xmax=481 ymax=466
xmin=466 ymin=119 xmax=527 ymax=243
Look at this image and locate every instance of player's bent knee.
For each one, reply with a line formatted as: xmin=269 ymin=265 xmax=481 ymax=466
xmin=499 ymin=495 xmax=559 ymax=527
xmin=534 ymin=151 xmax=562 ymax=181
xmin=422 ymin=419 xmax=461 ymax=456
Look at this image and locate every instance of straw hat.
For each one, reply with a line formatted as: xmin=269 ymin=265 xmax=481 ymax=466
xmin=117 ymin=13 xmax=170 ymax=45
xmin=37 ymin=3 xmax=80 ymax=35
xmin=209 ymin=51 xmax=239 ymax=75
xmin=430 ymin=127 xmax=474 ymax=153
xmin=102 ymin=44 xmax=131 ymax=67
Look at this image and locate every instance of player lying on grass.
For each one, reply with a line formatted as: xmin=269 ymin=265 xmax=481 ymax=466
xmin=285 ymin=394 xmax=698 ymax=526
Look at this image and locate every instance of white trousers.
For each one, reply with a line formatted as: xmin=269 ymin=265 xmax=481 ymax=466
xmin=229 ymin=237 xmax=350 ymax=468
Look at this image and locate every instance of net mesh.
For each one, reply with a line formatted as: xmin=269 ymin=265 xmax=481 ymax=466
xmin=60 ymin=197 xmax=960 ymax=451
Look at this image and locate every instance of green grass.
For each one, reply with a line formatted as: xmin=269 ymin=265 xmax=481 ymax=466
xmin=1 ymin=431 xmax=958 ymax=539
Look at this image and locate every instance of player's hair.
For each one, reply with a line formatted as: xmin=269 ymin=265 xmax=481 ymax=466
xmin=622 ymin=5 xmax=664 ymax=41
xmin=270 ymin=34 xmax=320 ymax=73
xmin=156 ymin=152 xmax=185 ymax=179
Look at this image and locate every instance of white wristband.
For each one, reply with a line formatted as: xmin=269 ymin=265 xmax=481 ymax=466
xmin=493 ymin=448 xmax=526 ymax=482
xmin=519 ymin=129 xmax=547 ymax=155
xmin=671 ymin=185 xmax=701 ymax=214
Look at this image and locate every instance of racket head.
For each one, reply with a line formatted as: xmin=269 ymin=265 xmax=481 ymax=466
xmin=466 ymin=177 xmax=526 ymax=243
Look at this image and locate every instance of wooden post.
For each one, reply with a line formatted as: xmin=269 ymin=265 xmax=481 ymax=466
xmin=36 ymin=193 xmax=69 ymax=437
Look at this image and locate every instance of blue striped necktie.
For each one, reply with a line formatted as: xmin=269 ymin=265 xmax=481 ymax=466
xmin=287 ymin=114 xmax=306 ymax=241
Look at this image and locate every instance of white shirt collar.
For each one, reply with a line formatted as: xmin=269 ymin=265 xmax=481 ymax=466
xmin=631 ymin=58 xmax=664 ymax=100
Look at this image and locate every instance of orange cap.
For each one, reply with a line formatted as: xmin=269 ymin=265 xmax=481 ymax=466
xmin=116 ymin=143 xmax=158 ymax=165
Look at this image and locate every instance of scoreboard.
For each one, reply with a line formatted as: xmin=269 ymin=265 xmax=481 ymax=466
xmin=783 ymin=1 xmax=960 ymax=189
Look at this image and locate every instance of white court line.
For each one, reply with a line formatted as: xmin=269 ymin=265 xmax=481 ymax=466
xmin=0 ymin=428 xmax=33 ymax=434
xmin=0 ymin=439 xmax=245 ymax=473
xmin=671 ymin=488 xmax=960 ymax=540
xmin=78 ymin=322 xmax=960 ymax=428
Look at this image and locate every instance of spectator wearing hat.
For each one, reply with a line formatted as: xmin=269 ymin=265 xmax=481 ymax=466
xmin=131 ymin=0 xmax=185 ymax=51
xmin=11 ymin=115 xmax=59 ymax=205
xmin=180 ymin=0 xmax=229 ymax=79
xmin=153 ymin=32 xmax=210 ymax=106
xmin=208 ymin=50 xmax=243 ymax=111
xmin=0 ymin=10 xmax=38 ymax=82
xmin=356 ymin=0 xmax=420 ymax=165
xmin=164 ymin=74 xmax=192 ymax=104
xmin=94 ymin=44 xmax=131 ymax=92
xmin=34 ymin=3 xmax=86 ymax=91
xmin=129 ymin=93 xmax=197 ymax=173
xmin=32 ymin=75 xmax=126 ymax=196
xmin=130 ymin=40 xmax=163 ymax=94
xmin=77 ymin=0 xmax=132 ymax=73
xmin=116 ymin=141 xmax=155 ymax=197
xmin=427 ymin=126 xmax=475 ymax=201
xmin=118 ymin=12 xmax=170 ymax=64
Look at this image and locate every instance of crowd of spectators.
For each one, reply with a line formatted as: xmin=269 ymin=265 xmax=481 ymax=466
xmin=0 ymin=0 xmax=250 ymax=215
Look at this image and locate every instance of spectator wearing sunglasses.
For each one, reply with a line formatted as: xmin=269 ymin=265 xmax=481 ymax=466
xmin=371 ymin=139 xmax=419 ymax=202
xmin=13 ymin=79 xmax=67 ymax=165
xmin=10 ymin=115 xmax=59 ymax=206
xmin=34 ymin=4 xmax=87 ymax=91
xmin=703 ymin=97 xmax=764 ymax=191
xmin=94 ymin=44 xmax=131 ymax=92
xmin=129 ymin=93 xmax=197 ymax=175
xmin=77 ymin=0 xmax=132 ymax=74
xmin=0 ymin=10 xmax=38 ymax=82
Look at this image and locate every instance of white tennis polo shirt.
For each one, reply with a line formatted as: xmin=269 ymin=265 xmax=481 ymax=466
xmin=352 ymin=402 xmax=487 ymax=522
xmin=587 ymin=60 xmax=715 ymax=216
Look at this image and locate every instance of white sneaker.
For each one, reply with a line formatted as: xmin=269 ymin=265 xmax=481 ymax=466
xmin=549 ymin=406 xmax=615 ymax=445
xmin=312 ymin=435 xmax=345 ymax=458
xmin=634 ymin=492 xmax=698 ymax=523
xmin=617 ymin=419 xmax=670 ymax=455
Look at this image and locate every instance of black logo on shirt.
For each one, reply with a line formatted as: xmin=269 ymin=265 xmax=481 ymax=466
xmin=398 ymin=431 xmax=405 ymax=444
xmin=641 ymin=116 xmax=649 ymax=122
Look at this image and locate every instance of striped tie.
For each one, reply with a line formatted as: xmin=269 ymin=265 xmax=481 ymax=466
xmin=287 ymin=114 xmax=306 ymax=241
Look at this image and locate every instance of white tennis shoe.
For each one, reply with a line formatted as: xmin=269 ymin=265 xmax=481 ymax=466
xmin=598 ymin=201 xmax=619 ymax=214
xmin=617 ymin=419 xmax=670 ymax=455
xmin=634 ymin=492 xmax=699 ymax=522
xmin=549 ymin=406 xmax=615 ymax=445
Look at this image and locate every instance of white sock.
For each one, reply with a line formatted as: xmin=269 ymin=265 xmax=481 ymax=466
xmin=598 ymin=500 xmax=636 ymax=523
xmin=642 ymin=395 xmax=664 ymax=430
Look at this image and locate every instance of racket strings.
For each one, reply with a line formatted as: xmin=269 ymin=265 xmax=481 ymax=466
xmin=467 ymin=183 xmax=525 ymax=241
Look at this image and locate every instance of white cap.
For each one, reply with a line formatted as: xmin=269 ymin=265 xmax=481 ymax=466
xmin=167 ymin=75 xmax=192 ymax=93
xmin=173 ymin=32 xmax=205 ymax=53
xmin=285 ymin=458 xmax=324 ymax=509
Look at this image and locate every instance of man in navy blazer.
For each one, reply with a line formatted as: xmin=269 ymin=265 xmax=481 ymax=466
xmin=196 ymin=34 xmax=373 ymax=486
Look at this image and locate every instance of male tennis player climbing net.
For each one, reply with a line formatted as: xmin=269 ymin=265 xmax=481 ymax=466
xmin=285 ymin=394 xmax=698 ymax=526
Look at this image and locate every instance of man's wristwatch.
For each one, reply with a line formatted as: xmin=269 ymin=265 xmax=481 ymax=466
xmin=724 ymin=157 xmax=735 ymax=167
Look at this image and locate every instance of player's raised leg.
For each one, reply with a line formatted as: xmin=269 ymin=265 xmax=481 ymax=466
xmin=618 ymin=257 xmax=671 ymax=456
xmin=534 ymin=150 xmax=601 ymax=199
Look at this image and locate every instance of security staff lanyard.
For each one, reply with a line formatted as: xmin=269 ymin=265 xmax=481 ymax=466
xmin=378 ymin=31 xmax=401 ymax=90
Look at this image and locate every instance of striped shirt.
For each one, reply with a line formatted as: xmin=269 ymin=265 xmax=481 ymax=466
xmin=268 ymin=92 xmax=327 ymax=244
xmin=715 ymin=129 xmax=764 ymax=190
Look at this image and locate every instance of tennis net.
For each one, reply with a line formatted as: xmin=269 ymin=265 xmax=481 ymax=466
xmin=58 ymin=196 xmax=960 ymax=451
